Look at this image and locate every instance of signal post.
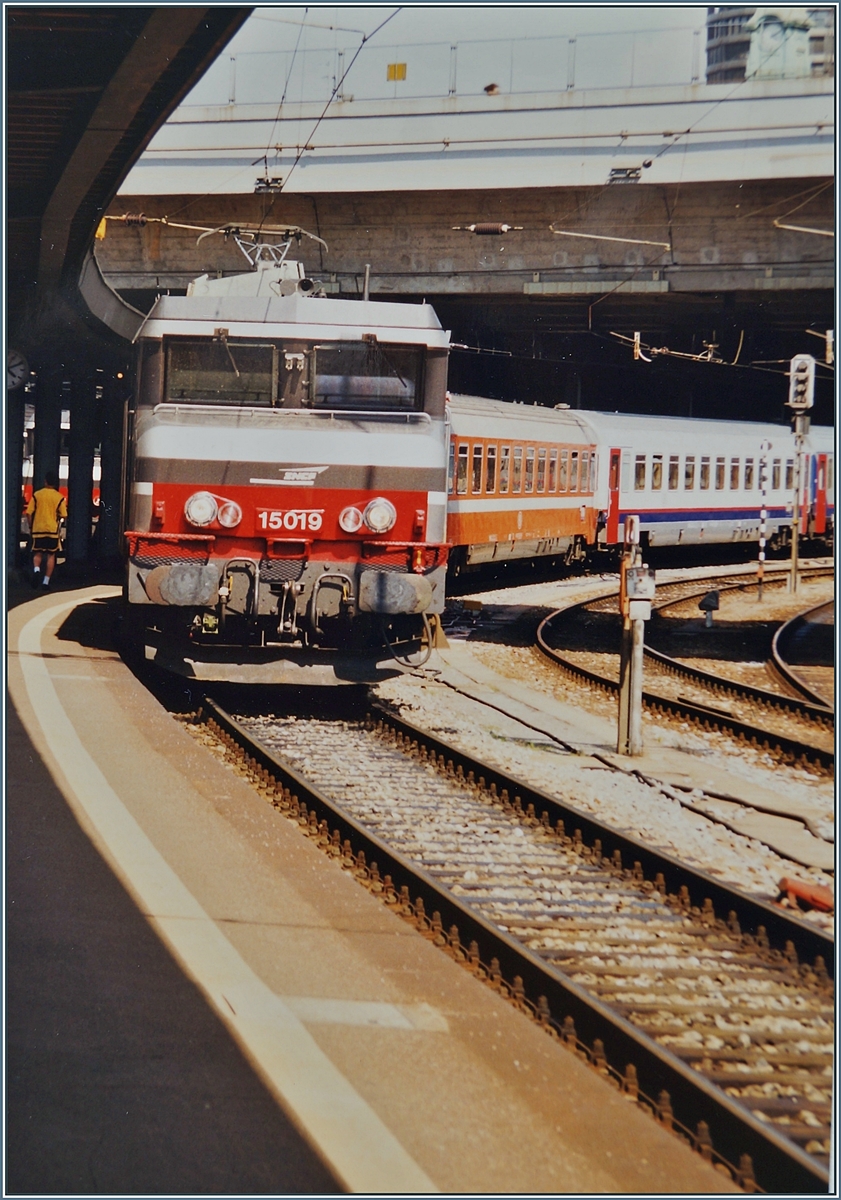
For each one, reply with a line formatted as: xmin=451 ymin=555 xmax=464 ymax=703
xmin=786 ymin=354 xmax=815 ymax=594
xmin=617 ymin=516 xmax=656 ymax=757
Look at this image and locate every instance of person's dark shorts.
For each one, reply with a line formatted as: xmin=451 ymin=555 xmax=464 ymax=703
xmin=31 ymin=534 xmax=61 ymax=553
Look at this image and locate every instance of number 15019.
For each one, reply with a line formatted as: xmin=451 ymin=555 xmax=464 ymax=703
xmin=257 ymin=509 xmax=324 ymax=532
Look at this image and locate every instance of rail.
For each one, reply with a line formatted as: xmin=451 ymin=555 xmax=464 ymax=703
xmin=194 ymin=695 xmax=832 ymax=1193
xmin=770 ymin=601 xmax=835 ymax=710
xmin=536 ymin=568 xmax=834 ymax=774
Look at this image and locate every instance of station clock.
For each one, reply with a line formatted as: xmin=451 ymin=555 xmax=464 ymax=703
xmin=7 ymin=349 xmax=29 ymax=391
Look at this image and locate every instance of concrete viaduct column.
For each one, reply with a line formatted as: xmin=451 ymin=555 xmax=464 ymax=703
xmin=32 ymin=368 xmax=64 ymax=500
xmin=97 ymin=374 xmax=127 ymax=569
xmin=6 ymin=387 xmax=26 ymax=569
xmin=65 ymin=368 xmax=98 ymax=572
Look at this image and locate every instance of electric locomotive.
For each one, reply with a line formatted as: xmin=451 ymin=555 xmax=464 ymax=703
xmin=123 ymin=241 xmax=449 ymax=683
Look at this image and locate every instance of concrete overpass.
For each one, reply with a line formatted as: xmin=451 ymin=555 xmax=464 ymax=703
xmin=6 ymin=6 xmax=252 ymax=569
xmin=99 ymin=71 xmax=833 ymax=422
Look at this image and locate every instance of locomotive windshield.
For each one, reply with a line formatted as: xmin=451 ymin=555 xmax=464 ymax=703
xmin=161 ymin=337 xmax=424 ymax=412
xmin=312 ymin=342 xmax=422 ymax=411
xmin=166 ymin=341 xmax=275 ymax=406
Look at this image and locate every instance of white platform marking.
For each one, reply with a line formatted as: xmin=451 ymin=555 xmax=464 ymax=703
xmin=285 ymin=998 xmax=449 ymax=1032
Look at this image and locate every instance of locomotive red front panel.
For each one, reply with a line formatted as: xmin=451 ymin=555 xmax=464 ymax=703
xmin=125 ymin=387 xmax=451 ymax=665
xmin=136 ymin=482 xmax=434 ymax=548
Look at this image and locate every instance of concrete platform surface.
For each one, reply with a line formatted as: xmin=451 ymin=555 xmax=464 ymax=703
xmin=7 ymin=585 xmax=737 ymax=1194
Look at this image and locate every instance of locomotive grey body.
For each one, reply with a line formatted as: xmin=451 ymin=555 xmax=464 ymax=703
xmin=124 ymin=254 xmax=450 ymax=683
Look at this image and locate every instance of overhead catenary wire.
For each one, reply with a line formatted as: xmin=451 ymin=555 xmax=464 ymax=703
xmin=255 ymin=7 xmax=402 ymax=236
xmin=102 ymin=213 xmax=328 ymax=252
xmin=450 ymin=334 xmax=803 ymax=380
xmin=773 ymin=221 xmax=834 ymax=238
xmin=255 ymin=7 xmax=310 ymax=188
xmin=550 ymin=228 xmax=671 ymax=250
xmin=650 ymin=22 xmax=824 ymax=168
xmin=156 ymin=9 xmax=401 ymax=226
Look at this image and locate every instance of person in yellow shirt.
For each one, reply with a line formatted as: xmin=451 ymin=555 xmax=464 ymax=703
xmin=25 ymin=471 xmax=67 ymax=588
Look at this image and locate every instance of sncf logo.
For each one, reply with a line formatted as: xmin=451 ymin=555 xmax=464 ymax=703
xmin=250 ymin=467 xmax=329 ymax=487
xmin=278 ymin=466 xmax=329 ymax=485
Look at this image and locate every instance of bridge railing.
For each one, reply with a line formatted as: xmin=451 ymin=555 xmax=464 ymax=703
xmin=183 ymin=26 xmax=704 ymax=108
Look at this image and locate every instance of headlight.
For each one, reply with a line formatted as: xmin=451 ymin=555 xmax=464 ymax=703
xmin=217 ymin=500 xmax=243 ymax=528
xmin=184 ymin=491 xmax=217 ymax=527
xmin=339 ymin=506 xmax=364 ymax=533
xmin=363 ymin=497 xmax=397 ymax=533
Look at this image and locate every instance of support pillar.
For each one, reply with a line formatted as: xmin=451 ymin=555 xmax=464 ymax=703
xmin=66 ymin=369 xmax=98 ymax=572
xmin=32 ymin=369 xmax=63 ymax=497
xmin=97 ymin=375 xmax=127 ymax=569
xmin=6 ymin=388 xmax=26 ymax=569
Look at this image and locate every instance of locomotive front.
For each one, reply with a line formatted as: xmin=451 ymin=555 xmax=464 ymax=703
xmin=123 ymin=255 xmax=450 ymax=683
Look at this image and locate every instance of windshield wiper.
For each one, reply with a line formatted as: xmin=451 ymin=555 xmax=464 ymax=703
xmin=214 ymin=330 xmax=241 ymax=378
xmin=368 ymin=342 xmax=407 ymax=389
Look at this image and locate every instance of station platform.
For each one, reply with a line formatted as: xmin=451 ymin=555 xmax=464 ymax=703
xmin=7 ymin=578 xmax=735 ymax=1194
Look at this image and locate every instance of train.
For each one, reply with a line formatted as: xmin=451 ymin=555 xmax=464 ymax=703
xmin=121 ymin=244 xmax=833 ymax=684
xmin=446 ymin=399 xmax=834 ymax=574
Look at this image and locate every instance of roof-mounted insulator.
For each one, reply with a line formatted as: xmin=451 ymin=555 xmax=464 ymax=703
xmin=452 ymin=223 xmax=523 ymax=235
xmin=122 ymin=213 xmax=147 ymax=226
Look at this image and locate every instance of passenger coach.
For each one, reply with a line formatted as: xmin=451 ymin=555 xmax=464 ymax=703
xmin=584 ymin=412 xmax=834 ymax=551
xmin=445 ymin=395 xmax=599 ymax=573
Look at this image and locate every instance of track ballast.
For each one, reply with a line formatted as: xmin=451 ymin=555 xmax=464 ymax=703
xmin=194 ymin=696 xmax=833 ymax=1194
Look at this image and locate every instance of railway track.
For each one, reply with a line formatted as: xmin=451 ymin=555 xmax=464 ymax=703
xmin=192 ymin=695 xmax=833 ymax=1194
xmin=536 ymin=568 xmax=834 ymax=774
xmin=770 ymin=601 xmax=835 ymax=711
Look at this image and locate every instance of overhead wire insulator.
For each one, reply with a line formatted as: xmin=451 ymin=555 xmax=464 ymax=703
xmin=451 ymin=223 xmax=523 ymax=235
xmin=632 ymin=332 xmax=651 ymax=363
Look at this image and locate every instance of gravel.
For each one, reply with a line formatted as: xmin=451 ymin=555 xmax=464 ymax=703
xmin=372 ymin=569 xmax=834 ymax=930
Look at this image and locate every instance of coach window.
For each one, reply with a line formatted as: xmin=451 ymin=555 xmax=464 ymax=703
xmin=569 ymin=450 xmax=579 ymax=492
xmin=651 ymin=454 xmax=663 ymax=490
xmin=668 ymin=455 xmax=679 ymax=489
xmin=448 ymin=442 xmax=455 ymax=493
xmin=524 ymin=447 xmax=535 ymax=492
xmin=512 ymin=447 xmax=523 ymax=493
xmin=537 ymin=447 xmax=547 ymax=492
xmin=772 ymin=459 xmax=781 ymax=490
xmin=744 ymin=458 xmax=754 ymax=489
xmin=559 ymin=449 xmax=569 ymax=491
xmin=685 ymin=456 xmax=695 ymax=490
xmin=548 ymin=448 xmax=558 ymax=491
xmin=715 ymin=457 xmax=725 ymax=489
xmin=456 ymin=444 xmax=469 ymax=494
xmin=486 ymin=445 xmax=497 ymax=493
xmin=700 ymin=456 xmax=710 ymax=489
xmin=589 ymin=451 xmax=597 ymax=492
xmin=472 ymin=445 xmax=483 ymax=493
xmin=634 ymin=454 xmax=646 ymax=490
xmin=499 ymin=446 xmax=511 ymax=493
xmin=581 ymin=450 xmax=590 ymax=492
xmin=730 ymin=458 xmax=739 ymax=489
xmin=785 ymin=459 xmax=794 ymax=489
